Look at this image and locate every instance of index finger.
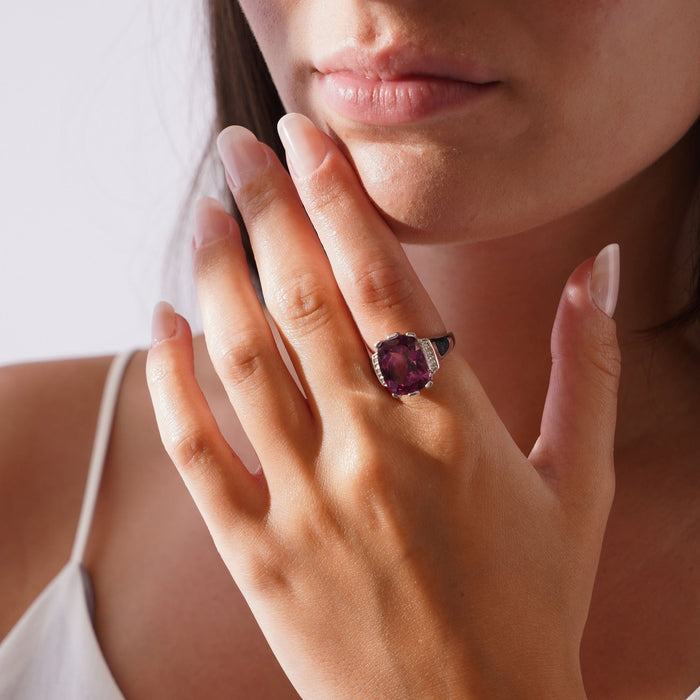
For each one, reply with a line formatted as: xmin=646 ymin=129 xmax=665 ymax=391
xmin=277 ymin=113 xmax=478 ymax=404
xmin=278 ymin=113 xmax=443 ymax=347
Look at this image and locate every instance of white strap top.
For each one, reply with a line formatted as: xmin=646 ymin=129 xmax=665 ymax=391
xmin=0 ymin=351 xmax=134 ymax=699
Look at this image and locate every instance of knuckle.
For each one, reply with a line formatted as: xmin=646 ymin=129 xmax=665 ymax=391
xmin=351 ymin=449 xmax=387 ymax=494
xmin=334 ymin=442 xmax=415 ymax=559
xmin=270 ymin=271 xmax=333 ymax=334
xmin=337 ymin=436 xmax=393 ymax=501
xmin=235 ymin=176 xmax=279 ymax=225
xmin=169 ymin=430 xmax=216 ymax=476
xmin=247 ymin=557 xmax=288 ymax=596
xmin=193 ymin=238 xmax=236 ymax=281
xmin=215 ymin=330 xmax=269 ymax=388
xmin=351 ymin=260 xmax=415 ymax=312
xmin=305 ymin=163 xmax=346 ymax=217
xmin=581 ymin=327 xmax=622 ymax=394
xmin=555 ymin=318 xmax=622 ymax=394
xmin=242 ymin=536 xmax=294 ymax=596
xmin=593 ymin=333 xmax=622 ymax=382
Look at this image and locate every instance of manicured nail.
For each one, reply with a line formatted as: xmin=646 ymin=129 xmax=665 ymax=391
xmin=277 ymin=113 xmax=328 ymax=177
xmin=216 ymin=126 xmax=268 ymax=188
xmin=151 ymin=301 xmax=177 ymax=346
xmin=193 ymin=197 xmax=232 ymax=248
xmin=590 ymin=243 xmax=620 ymax=318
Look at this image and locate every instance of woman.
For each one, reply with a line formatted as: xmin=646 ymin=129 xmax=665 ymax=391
xmin=1 ymin=0 xmax=699 ymax=698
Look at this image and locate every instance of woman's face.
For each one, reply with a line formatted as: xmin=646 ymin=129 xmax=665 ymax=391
xmin=237 ymin=0 xmax=700 ymax=244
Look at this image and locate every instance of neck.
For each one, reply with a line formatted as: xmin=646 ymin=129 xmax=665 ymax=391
xmin=403 ymin=132 xmax=699 ymax=460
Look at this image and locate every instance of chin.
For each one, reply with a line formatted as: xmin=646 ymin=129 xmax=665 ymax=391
xmin=333 ymin=125 xmax=657 ymax=250
xmin=339 ymin=135 xmax=520 ymax=245
xmin=341 ymin=138 xmax=458 ymax=243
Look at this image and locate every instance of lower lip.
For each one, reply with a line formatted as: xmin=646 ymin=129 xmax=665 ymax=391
xmin=316 ymin=72 xmax=499 ymax=125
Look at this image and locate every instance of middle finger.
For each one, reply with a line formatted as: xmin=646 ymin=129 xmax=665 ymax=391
xmin=216 ymin=126 xmax=377 ymax=410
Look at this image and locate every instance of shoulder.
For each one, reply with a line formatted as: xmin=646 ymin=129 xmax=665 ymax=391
xmin=0 ymin=353 xmax=118 ymax=636
xmin=0 ymin=354 xmax=117 ymax=491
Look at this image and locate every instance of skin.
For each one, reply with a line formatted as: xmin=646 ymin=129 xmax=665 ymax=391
xmin=145 ymin=0 xmax=700 ymax=697
xmin=236 ymin=0 xmax=700 ymax=460
xmin=149 ymin=122 xmax=617 ymax=697
xmin=2 ymin=0 xmax=700 ymax=698
xmin=241 ymin=0 xmax=700 ymax=243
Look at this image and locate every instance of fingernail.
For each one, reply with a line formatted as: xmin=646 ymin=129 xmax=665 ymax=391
xmin=151 ymin=301 xmax=177 ymax=346
xmin=277 ymin=113 xmax=328 ymax=177
xmin=216 ymin=126 xmax=268 ymax=188
xmin=590 ymin=243 xmax=620 ymax=318
xmin=193 ymin=197 xmax=232 ymax=248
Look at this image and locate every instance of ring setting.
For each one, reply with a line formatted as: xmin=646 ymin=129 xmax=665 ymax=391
xmin=371 ymin=332 xmax=455 ymax=398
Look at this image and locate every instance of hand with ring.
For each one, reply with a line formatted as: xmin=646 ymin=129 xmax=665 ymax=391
xmin=147 ymin=113 xmax=621 ymax=699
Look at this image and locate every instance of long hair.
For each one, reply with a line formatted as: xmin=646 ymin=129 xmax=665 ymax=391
xmin=165 ymin=1 xmax=284 ymax=304
xmin=170 ymin=0 xmax=700 ymax=337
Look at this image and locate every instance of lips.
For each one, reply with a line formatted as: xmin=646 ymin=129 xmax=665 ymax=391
xmin=314 ymin=46 xmax=500 ymax=125
xmin=315 ymin=46 xmax=499 ymax=85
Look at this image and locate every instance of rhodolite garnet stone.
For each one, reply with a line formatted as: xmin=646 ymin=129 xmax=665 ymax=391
xmin=376 ymin=334 xmax=432 ymax=396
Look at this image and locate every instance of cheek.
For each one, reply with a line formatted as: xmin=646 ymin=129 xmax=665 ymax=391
xmin=236 ymin=1 xmax=298 ymax=92
xmin=349 ymin=142 xmax=458 ymax=238
xmin=340 ymin=134 xmax=542 ymax=244
xmin=517 ymin=0 xmax=700 ymax=167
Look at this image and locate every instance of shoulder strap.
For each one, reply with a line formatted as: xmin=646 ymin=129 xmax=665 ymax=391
xmin=70 ymin=350 xmax=136 ymax=563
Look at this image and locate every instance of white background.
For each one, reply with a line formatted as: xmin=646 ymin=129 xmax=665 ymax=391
xmin=0 ymin=0 xmax=216 ymax=365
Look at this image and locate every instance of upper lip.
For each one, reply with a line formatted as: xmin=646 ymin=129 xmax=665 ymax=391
xmin=314 ymin=44 xmax=499 ymax=84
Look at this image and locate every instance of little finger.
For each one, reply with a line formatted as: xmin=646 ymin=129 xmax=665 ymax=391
xmin=146 ymin=303 xmax=267 ymax=543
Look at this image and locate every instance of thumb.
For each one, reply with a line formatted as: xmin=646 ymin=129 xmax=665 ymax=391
xmin=529 ymin=243 xmax=621 ymax=510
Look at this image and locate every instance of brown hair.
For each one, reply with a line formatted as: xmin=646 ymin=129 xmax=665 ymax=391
xmin=165 ymin=0 xmax=285 ymax=303
xmin=169 ymin=0 xmax=700 ymax=337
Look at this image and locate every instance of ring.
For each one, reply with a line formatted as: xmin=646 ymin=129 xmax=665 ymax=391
xmin=371 ymin=332 xmax=456 ymax=398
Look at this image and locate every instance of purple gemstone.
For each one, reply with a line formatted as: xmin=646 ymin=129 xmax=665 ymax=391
xmin=377 ymin=334 xmax=432 ymax=396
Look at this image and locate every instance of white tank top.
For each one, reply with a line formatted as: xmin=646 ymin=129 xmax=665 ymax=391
xmin=0 ymin=351 xmax=133 ymax=699
xmin=0 ymin=349 xmax=698 ymax=699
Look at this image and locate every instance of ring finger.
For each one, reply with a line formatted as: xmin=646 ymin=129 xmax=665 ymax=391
xmin=192 ymin=196 xmax=313 ymax=473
